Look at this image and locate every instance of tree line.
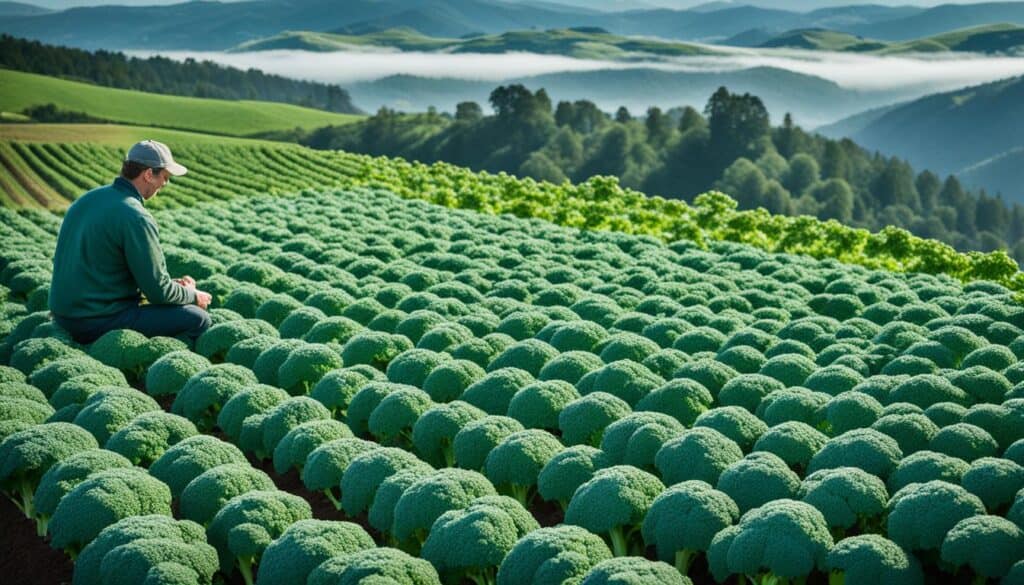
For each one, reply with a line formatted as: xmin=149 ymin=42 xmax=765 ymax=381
xmin=0 ymin=34 xmax=360 ymax=114
xmin=302 ymin=85 xmax=1024 ymax=264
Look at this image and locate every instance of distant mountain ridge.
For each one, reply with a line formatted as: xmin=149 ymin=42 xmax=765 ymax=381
xmin=4 ymin=0 xmax=1021 ymax=50
xmin=818 ymin=74 xmax=1024 ymax=202
xmin=752 ymin=23 xmax=1024 ymax=54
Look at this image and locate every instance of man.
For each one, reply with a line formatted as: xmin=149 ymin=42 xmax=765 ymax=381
xmin=49 ymin=140 xmax=213 ymax=345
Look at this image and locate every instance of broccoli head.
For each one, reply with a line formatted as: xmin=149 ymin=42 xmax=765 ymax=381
xmin=537 ymin=445 xmax=610 ymax=512
xmin=421 ymin=495 xmax=540 ymax=585
xmin=752 ymin=421 xmax=828 ymax=473
xmin=87 ymin=329 xmax=150 ymax=376
xmin=888 ymin=374 xmax=971 ymax=409
xmin=887 ymin=480 xmax=986 ymax=552
xmin=578 ymin=360 xmax=664 ymax=408
xmin=261 ymin=396 xmax=332 ymax=455
xmin=195 ymin=319 xmax=277 ymax=363
xmin=460 ymin=367 xmax=536 ymax=416
xmin=28 ymin=356 xmax=123 ymax=398
xmin=10 ymin=336 xmax=81 ymax=375
xmin=635 ymin=378 xmax=713 ymax=428
xmin=694 ymin=406 xmax=768 ymax=453
xmin=599 ymin=411 xmax=684 ymax=472
xmin=179 ymin=463 xmax=275 ymax=526
xmin=0 ymin=421 xmax=98 ymax=518
xmin=386 ymin=348 xmax=450 ymax=388
xmin=800 ymin=466 xmax=888 ymax=537
xmin=206 ymin=489 xmax=312 ymax=584
xmin=367 ymin=469 xmax=425 ymax=539
xmin=887 ymin=450 xmax=970 ymax=494
xmin=928 ymin=422 xmax=999 ymax=462
xmin=104 ymin=411 xmax=198 ymax=467
xmin=217 ymin=384 xmax=289 ymax=443
xmin=453 ymin=415 xmax=525 ymax=471
xmin=144 ymin=351 xmax=211 ymax=398
xmin=507 ymin=380 xmax=581 ymax=432
xmin=310 ymin=366 xmax=386 ymax=420
xmin=341 ymin=331 xmax=414 ymax=371
xmin=149 ymin=434 xmax=248 ymax=498
xmin=98 ymin=537 xmax=219 ymax=585
xmin=496 ymin=524 xmax=612 ymax=585
xmin=341 ymin=446 xmax=434 ymax=518
xmin=48 ymin=467 xmax=172 ymax=556
xmin=655 ymin=426 xmax=744 ymax=486
xmin=32 ymin=448 xmax=132 ymax=537
xmin=718 ymin=374 xmax=785 ymax=413
xmin=578 ymin=556 xmax=690 ymax=585
xmin=484 ymin=429 xmax=564 ymax=506
xmin=807 ymin=428 xmax=903 ymax=480
xmin=73 ymin=515 xmax=207 ymax=585
xmin=302 ymin=316 xmax=363 ymax=345
xmin=277 ymin=343 xmax=344 ymax=395
xmin=961 ymin=456 xmax=1024 ymax=512
xmin=712 ymin=499 xmax=833 ymax=583
xmin=73 ymin=387 xmax=161 ymax=445
xmin=870 ymin=413 xmax=939 ymax=456
xmin=308 ymin=547 xmax=441 ymax=585
xmin=487 ymin=339 xmax=560 ymax=377
xmin=368 ymin=387 xmax=435 ymax=448
xmin=559 ymin=392 xmax=632 ymax=448
xmin=756 ymin=387 xmax=830 ymax=428
xmin=641 ymin=480 xmax=739 ymax=574
xmin=391 ymin=468 xmax=498 ymax=546
xmin=941 ymin=514 xmax=1024 ymax=579
xmin=717 ymin=451 xmax=802 ymax=514
xmin=170 ymin=363 xmax=257 ymax=432
xmin=826 ymin=534 xmax=923 ymax=585
xmin=301 ymin=437 xmax=379 ymax=510
xmin=252 ymin=339 xmax=306 ymax=386
xmin=564 ymin=465 xmax=665 ymax=557
xmin=346 ymin=382 xmax=412 ymax=438
xmin=272 ymin=419 xmax=353 ymax=475
xmin=422 ymin=359 xmax=486 ymax=403
xmin=824 ymin=391 xmax=884 ymax=436
xmin=412 ymin=400 xmax=486 ymax=468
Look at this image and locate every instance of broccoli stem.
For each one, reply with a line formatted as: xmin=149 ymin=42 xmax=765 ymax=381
xmin=35 ymin=515 xmax=49 ymax=538
xmin=323 ymin=489 xmax=341 ymax=510
xmin=442 ymin=444 xmax=455 ymax=468
xmin=675 ymin=549 xmax=695 ymax=574
xmin=508 ymin=484 xmax=531 ymax=507
xmin=12 ymin=482 xmax=35 ymax=519
xmin=238 ymin=556 xmax=256 ymax=585
xmin=971 ymin=577 xmax=988 ymax=585
xmin=467 ymin=567 xmax=497 ymax=585
xmin=608 ymin=526 xmax=630 ymax=558
xmin=829 ymin=571 xmax=845 ymax=585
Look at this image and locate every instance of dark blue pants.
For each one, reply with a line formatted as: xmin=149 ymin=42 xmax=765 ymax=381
xmin=54 ymin=304 xmax=212 ymax=345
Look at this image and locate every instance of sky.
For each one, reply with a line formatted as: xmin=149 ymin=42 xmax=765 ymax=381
xmin=24 ymin=0 xmax=1009 ymax=11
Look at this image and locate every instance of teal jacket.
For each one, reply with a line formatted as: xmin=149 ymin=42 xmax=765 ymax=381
xmin=49 ymin=177 xmax=195 ymax=319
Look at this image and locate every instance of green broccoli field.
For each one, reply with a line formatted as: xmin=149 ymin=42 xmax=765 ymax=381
xmin=3 ymin=158 xmax=1024 ymax=583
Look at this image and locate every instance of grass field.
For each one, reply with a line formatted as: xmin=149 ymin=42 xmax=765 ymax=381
xmin=0 ymin=70 xmax=363 ymax=137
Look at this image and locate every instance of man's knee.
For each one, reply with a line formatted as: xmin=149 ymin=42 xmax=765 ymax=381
xmin=182 ymin=305 xmax=212 ymax=337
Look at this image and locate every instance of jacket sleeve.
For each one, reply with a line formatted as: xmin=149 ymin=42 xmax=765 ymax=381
xmin=123 ymin=213 xmax=196 ymax=306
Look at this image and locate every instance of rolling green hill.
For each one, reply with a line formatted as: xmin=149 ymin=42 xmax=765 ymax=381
xmin=0 ymin=70 xmax=362 ymax=137
xmin=233 ymin=27 xmax=719 ymax=59
xmin=759 ymin=23 xmax=1024 ymax=55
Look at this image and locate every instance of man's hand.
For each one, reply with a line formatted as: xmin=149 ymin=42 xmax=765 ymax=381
xmin=175 ymin=275 xmax=196 ymax=288
xmin=195 ymin=289 xmax=212 ymax=310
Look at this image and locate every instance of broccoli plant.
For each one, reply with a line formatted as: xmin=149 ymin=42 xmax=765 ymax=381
xmin=578 ymin=360 xmax=664 ymax=408
xmin=717 ymin=452 xmax=802 ymax=514
xmin=827 ymin=534 xmax=924 ymax=585
xmin=887 ymin=480 xmax=986 ymax=553
xmin=149 ymin=435 xmax=248 ymax=498
xmin=341 ymin=331 xmax=414 ymax=371
xmin=48 ymin=467 xmax=172 ymax=557
xmin=301 ymin=438 xmax=379 ymax=510
xmin=564 ymin=465 xmax=665 ymax=557
xmin=412 ymin=400 xmax=486 ymax=468
xmin=272 ymin=419 xmax=352 ymax=475
xmin=368 ymin=387 xmax=435 ymax=448
xmin=484 ymin=429 xmax=564 ymax=506
xmin=800 ymin=467 xmax=889 ymax=538
xmin=104 ymin=411 xmax=198 ymax=467
xmin=709 ymin=499 xmax=833 ymax=585
xmin=641 ymin=480 xmax=739 ymax=574
xmin=496 ymin=525 xmax=612 ymax=585
xmin=73 ymin=387 xmax=161 ymax=445
xmin=0 ymin=422 xmax=98 ymax=519
xmin=460 ymin=367 xmax=535 ymax=416
xmin=537 ymin=445 xmax=610 ymax=512
xmin=871 ymin=413 xmax=939 ymax=456
xmin=807 ymin=428 xmax=903 ymax=481
xmin=178 ymin=463 xmax=275 ymax=526
xmin=753 ymin=421 xmax=828 ymax=473
xmin=391 ymin=468 xmax=498 ymax=548
xmin=928 ymin=422 xmax=999 ymax=462
xmin=276 ymin=343 xmax=344 ymax=395
xmin=32 ymin=448 xmax=132 ymax=537
xmin=206 ymin=489 xmax=312 ymax=585
xmin=599 ymin=411 xmax=684 ymax=472
xmin=823 ymin=391 xmax=884 ymax=435
xmin=421 ymin=496 xmax=540 ymax=585
xmin=507 ymin=380 xmax=581 ymax=432
xmin=423 ymin=359 xmax=486 ymax=402
xmin=386 ymin=348 xmax=450 ymax=387
xmin=254 ymin=520 xmax=376 ymax=585
xmin=170 ymin=363 xmax=256 ymax=432
xmin=941 ymin=515 xmax=1024 ymax=581
xmin=694 ymin=406 xmax=769 ymax=453
xmin=453 ymin=415 xmax=525 ymax=471
xmin=217 ymin=384 xmax=289 ymax=443
xmin=961 ymin=457 xmax=1024 ymax=513
xmin=887 ymin=450 xmax=971 ymax=493
xmin=655 ymin=426 xmax=744 ymax=486
xmin=260 ymin=396 xmax=332 ymax=456
xmin=341 ymin=447 xmax=434 ymax=518
xmin=74 ymin=515 xmax=208 ymax=585
xmin=97 ymin=537 xmax=219 ymax=585
xmin=367 ymin=469 xmax=426 ymax=542
xmin=310 ymin=366 xmax=386 ymax=420
xmin=559 ymin=392 xmax=632 ymax=447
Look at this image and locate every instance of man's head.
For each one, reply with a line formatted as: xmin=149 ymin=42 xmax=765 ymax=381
xmin=122 ymin=140 xmax=187 ymax=200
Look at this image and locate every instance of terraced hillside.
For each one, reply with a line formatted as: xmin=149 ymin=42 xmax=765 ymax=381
xmin=3 ymin=186 xmax=1024 ymax=584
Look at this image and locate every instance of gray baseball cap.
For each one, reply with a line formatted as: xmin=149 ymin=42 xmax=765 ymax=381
xmin=125 ymin=140 xmax=188 ymax=176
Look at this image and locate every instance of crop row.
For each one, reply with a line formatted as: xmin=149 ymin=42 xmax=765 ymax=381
xmin=1 ymin=138 xmax=1020 ymax=296
xmin=3 ymin=186 xmax=1024 ymax=584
